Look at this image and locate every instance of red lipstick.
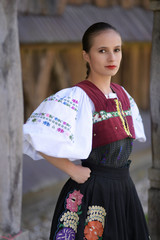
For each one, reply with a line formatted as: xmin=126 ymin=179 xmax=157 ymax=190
xmin=106 ymin=65 xmax=116 ymax=70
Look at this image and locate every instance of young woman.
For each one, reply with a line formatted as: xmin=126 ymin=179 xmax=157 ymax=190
xmin=23 ymin=22 xmax=150 ymax=239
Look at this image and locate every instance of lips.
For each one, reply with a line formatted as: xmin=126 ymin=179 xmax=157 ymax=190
xmin=106 ymin=65 xmax=116 ymax=69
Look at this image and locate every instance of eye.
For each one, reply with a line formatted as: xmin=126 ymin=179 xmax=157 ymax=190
xmin=114 ymin=48 xmax=121 ymax=52
xmin=99 ymin=49 xmax=106 ymax=53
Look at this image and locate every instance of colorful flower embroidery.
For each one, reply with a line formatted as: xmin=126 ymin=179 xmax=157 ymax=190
xmin=84 ymin=205 xmax=106 ymax=240
xmin=55 ymin=190 xmax=84 ymax=239
xmin=129 ymin=96 xmax=135 ymax=108
xmin=135 ymin=113 xmax=143 ymax=122
xmin=86 ymin=206 xmax=106 ymax=227
xmin=93 ymin=109 xmax=131 ymax=124
xmin=57 ymin=128 xmax=64 ymax=133
xmin=43 ymin=121 xmax=50 ymax=126
xmin=66 ymin=190 xmax=83 ymax=212
xmin=56 ymin=227 xmax=75 ymax=240
xmin=60 ymin=211 xmax=79 ymax=232
xmin=84 ymin=221 xmax=103 ymax=240
xmin=27 ymin=112 xmax=74 ymax=142
xmin=44 ymin=95 xmax=79 ymax=112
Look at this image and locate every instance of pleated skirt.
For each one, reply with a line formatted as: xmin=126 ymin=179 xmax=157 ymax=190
xmin=50 ymin=163 xmax=150 ymax=240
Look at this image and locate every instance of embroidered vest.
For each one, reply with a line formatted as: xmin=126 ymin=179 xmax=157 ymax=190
xmin=76 ymin=80 xmax=135 ymax=149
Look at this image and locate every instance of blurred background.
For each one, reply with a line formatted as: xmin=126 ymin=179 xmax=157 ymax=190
xmin=19 ymin=0 xmax=152 ymax=239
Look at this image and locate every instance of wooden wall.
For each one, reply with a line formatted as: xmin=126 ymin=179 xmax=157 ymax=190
xmin=20 ymin=42 xmax=151 ymax=121
xmin=18 ymin=0 xmax=150 ymax=16
xmin=113 ymin=42 xmax=151 ymax=109
xmin=67 ymin=0 xmax=149 ymax=9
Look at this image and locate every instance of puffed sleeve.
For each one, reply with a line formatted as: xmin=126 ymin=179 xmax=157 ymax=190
xmin=23 ymin=86 xmax=94 ymax=161
xmin=122 ymin=87 xmax=146 ymax=142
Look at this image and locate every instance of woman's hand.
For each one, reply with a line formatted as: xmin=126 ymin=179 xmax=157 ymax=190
xmin=39 ymin=152 xmax=91 ymax=184
xmin=69 ymin=165 xmax=91 ymax=184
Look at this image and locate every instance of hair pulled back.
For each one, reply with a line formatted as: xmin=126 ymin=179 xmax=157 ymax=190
xmin=82 ymin=22 xmax=119 ymax=78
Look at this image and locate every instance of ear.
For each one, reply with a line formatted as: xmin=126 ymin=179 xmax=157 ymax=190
xmin=82 ymin=50 xmax=90 ymax=63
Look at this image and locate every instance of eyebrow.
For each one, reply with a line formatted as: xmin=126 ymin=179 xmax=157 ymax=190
xmin=98 ymin=45 xmax=121 ymax=49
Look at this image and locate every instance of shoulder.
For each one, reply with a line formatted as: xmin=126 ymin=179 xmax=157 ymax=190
xmin=111 ymin=83 xmax=133 ymax=102
xmin=111 ymin=83 xmax=131 ymax=107
xmin=49 ymin=86 xmax=85 ymax=99
xmin=121 ymin=87 xmax=135 ymax=107
xmin=120 ymin=87 xmax=146 ymax=142
xmin=37 ymin=86 xmax=93 ymax=114
xmin=111 ymin=83 xmax=128 ymax=94
xmin=47 ymin=86 xmax=91 ymax=103
xmin=111 ymin=83 xmax=128 ymax=97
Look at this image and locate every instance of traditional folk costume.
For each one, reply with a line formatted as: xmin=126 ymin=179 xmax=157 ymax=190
xmin=23 ymin=80 xmax=150 ymax=240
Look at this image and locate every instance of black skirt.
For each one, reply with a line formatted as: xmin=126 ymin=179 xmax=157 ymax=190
xmin=49 ymin=162 xmax=150 ymax=240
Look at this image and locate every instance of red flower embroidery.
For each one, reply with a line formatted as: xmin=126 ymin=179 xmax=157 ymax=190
xmin=66 ymin=190 xmax=83 ymax=212
xmin=84 ymin=221 xmax=103 ymax=240
xmin=57 ymin=128 xmax=64 ymax=133
xmin=72 ymin=99 xmax=78 ymax=104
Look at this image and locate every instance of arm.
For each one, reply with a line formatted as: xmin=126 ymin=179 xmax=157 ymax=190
xmin=39 ymin=152 xmax=91 ymax=184
xmin=122 ymin=87 xmax=146 ymax=142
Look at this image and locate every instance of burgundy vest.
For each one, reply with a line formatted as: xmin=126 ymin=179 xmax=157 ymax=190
xmin=76 ymin=80 xmax=135 ymax=149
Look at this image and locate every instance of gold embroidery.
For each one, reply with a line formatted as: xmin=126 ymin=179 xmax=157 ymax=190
xmin=60 ymin=211 xmax=79 ymax=232
xmin=86 ymin=205 xmax=106 ymax=228
xmin=114 ymin=99 xmax=132 ymax=137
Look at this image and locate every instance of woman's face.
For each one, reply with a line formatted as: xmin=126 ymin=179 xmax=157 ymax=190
xmin=83 ymin=30 xmax=122 ymax=78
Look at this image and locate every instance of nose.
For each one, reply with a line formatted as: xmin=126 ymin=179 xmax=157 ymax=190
xmin=108 ymin=52 xmax=115 ymax=62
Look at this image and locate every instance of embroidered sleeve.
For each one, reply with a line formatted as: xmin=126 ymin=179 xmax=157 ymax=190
xmin=122 ymin=87 xmax=146 ymax=142
xmin=23 ymin=87 xmax=93 ymax=161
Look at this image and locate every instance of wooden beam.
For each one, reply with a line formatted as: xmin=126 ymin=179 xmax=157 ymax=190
xmin=148 ymin=3 xmax=160 ymax=239
xmin=150 ymin=0 xmax=160 ymax=10
xmin=0 ymin=0 xmax=29 ymax=238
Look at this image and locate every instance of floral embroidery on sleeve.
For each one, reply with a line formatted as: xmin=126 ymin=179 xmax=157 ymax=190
xmin=44 ymin=95 xmax=79 ymax=112
xmin=84 ymin=205 xmax=106 ymax=240
xmin=55 ymin=190 xmax=83 ymax=240
xmin=27 ymin=112 xmax=74 ymax=142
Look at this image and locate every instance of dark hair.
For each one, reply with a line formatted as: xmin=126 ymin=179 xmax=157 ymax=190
xmin=82 ymin=22 xmax=120 ymax=78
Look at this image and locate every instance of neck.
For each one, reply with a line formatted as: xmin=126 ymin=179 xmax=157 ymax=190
xmin=87 ymin=74 xmax=112 ymax=95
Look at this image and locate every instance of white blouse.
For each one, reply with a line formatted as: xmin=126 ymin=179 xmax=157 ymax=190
xmin=23 ymin=86 xmax=146 ymax=161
